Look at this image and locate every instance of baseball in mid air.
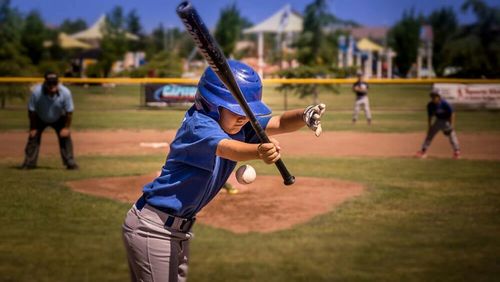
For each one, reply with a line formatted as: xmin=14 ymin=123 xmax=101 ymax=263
xmin=235 ymin=164 xmax=256 ymax=184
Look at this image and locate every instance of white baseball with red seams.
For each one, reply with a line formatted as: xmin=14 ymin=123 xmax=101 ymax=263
xmin=235 ymin=164 xmax=256 ymax=184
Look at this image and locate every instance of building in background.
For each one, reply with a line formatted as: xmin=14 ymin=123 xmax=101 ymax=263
xmin=243 ymin=5 xmax=302 ymax=77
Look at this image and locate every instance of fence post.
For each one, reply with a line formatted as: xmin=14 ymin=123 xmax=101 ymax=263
xmin=140 ymin=83 xmax=145 ymax=107
xmin=284 ymin=88 xmax=288 ymax=111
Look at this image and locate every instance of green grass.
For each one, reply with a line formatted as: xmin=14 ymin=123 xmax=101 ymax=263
xmin=2 ymin=84 xmax=499 ymax=132
xmin=3 ymin=84 xmax=430 ymax=111
xmin=1 ymin=82 xmax=498 ymax=281
xmin=265 ymin=84 xmax=432 ymax=111
xmin=1 ymin=155 xmax=499 ymax=281
xmin=2 ymin=107 xmax=499 ymax=133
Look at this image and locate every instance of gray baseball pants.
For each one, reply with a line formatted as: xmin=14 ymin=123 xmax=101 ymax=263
xmin=122 ymin=205 xmax=192 ymax=282
xmin=353 ymin=96 xmax=372 ymax=121
xmin=421 ymin=119 xmax=460 ymax=151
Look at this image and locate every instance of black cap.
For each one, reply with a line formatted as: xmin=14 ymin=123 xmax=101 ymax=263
xmin=44 ymin=71 xmax=59 ymax=85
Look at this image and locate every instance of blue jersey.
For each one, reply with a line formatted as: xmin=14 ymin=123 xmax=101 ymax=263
xmin=139 ymin=106 xmax=271 ymax=219
xmin=427 ymin=99 xmax=453 ymax=120
xmin=28 ymin=84 xmax=74 ymax=123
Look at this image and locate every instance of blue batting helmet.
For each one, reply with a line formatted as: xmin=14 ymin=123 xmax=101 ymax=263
xmin=195 ymin=60 xmax=271 ymax=120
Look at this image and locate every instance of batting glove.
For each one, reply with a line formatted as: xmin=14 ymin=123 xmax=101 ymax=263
xmin=303 ymin=103 xmax=326 ymax=137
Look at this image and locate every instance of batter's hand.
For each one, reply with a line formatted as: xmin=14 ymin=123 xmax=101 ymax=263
xmin=303 ymin=103 xmax=326 ymax=137
xmin=29 ymin=129 xmax=37 ymax=138
xmin=59 ymin=128 xmax=70 ymax=138
xmin=258 ymin=137 xmax=281 ymax=164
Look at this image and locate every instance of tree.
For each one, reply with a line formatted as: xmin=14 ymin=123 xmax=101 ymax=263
xmin=175 ymin=28 xmax=196 ymax=59
xmin=275 ymin=0 xmax=339 ymax=105
xmin=126 ymin=9 xmax=142 ymax=35
xmin=59 ymin=18 xmax=87 ymax=34
xmin=273 ymin=0 xmax=341 ymax=106
xmin=296 ymin=0 xmax=334 ymax=66
xmin=0 ymin=0 xmax=35 ymax=108
xmin=128 ymin=51 xmax=182 ymax=78
xmin=276 ymin=66 xmax=338 ymax=105
xmin=99 ymin=6 xmax=128 ymax=76
xmin=21 ymin=10 xmax=47 ymax=65
xmin=214 ymin=3 xmax=247 ymax=57
xmin=151 ymin=23 xmax=166 ymax=53
xmin=388 ymin=9 xmax=422 ymax=77
xmin=126 ymin=9 xmax=144 ymax=52
xmin=427 ymin=7 xmax=458 ymax=76
xmin=441 ymin=0 xmax=500 ymax=77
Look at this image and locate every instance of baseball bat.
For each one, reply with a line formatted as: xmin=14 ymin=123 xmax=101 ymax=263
xmin=176 ymin=1 xmax=295 ymax=186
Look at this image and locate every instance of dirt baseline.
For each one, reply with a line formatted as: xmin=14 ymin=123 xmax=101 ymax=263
xmin=2 ymin=130 xmax=499 ymax=160
xmin=67 ymin=173 xmax=364 ymax=233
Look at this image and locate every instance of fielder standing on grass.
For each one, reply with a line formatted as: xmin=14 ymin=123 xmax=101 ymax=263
xmin=20 ymin=71 xmax=79 ymax=170
xmin=122 ymin=60 xmax=326 ymax=281
xmin=416 ymin=88 xmax=461 ymax=159
xmin=352 ymin=71 xmax=372 ymax=125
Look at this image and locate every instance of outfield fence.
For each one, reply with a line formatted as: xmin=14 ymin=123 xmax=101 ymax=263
xmin=1 ymin=77 xmax=499 ymax=110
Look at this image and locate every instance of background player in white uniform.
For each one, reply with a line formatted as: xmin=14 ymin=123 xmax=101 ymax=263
xmin=352 ymin=72 xmax=372 ymax=125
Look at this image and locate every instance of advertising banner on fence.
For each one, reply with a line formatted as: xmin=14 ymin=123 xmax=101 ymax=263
xmin=433 ymin=83 xmax=500 ymax=109
xmin=144 ymin=84 xmax=197 ymax=107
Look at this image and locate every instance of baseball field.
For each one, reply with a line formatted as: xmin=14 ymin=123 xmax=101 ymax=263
xmin=1 ymin=84 xmax=499 ymax=281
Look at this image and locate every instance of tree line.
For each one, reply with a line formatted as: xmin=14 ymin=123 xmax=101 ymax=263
xmin=389 ymin=0 xmax=499 ymax=78
xmin=0 ymin=0 xmax=498 ymax=81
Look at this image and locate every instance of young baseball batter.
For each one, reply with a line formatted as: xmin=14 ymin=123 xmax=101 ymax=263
xmin=416 ymin=89 xmax=461 ymax=159
xmin=122 ymin=60 xmax=326 ymax=282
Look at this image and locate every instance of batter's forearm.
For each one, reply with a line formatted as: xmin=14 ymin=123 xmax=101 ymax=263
xmin=265 ymin=109 xmax=305 ymax=135
xmin=216 ymin=139 xmax=260 ymax=161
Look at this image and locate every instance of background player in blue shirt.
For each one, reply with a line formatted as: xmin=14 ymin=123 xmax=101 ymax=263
xmin=21 ymin=72 xmax=78 ymax=169
xmin=416 ymin=89 xmax=461 ymax=159
xmin=122 ymin=60 xmax=326 ymax=281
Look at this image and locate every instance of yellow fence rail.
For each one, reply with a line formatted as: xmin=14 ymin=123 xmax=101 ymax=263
xmin=0 ymin=77 xmax=499 ymax=85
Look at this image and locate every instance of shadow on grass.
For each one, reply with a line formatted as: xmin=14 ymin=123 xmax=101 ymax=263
xmin=11 ymin=165 xmax=60 ymax=170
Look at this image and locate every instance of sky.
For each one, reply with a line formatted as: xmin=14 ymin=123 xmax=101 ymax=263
xmin=10 ymin=0 xmax=500 ymax=32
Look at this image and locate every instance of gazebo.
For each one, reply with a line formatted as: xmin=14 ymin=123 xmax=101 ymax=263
xmin=338 ymin=36 xmax=396 ymax=79
xmin=243 ymin=5 xmax=303 ymax=77
xmin=44 ymin=32 xmax=92 ymax=49
xmin=70 ymin=15 xmax=139 ymax=47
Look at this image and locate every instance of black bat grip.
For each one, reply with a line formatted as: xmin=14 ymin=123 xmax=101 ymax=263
xmin=177 ymin=1 xmax=295 ymax=186
xmin=276 ymin=160 xmax=295 ymax=185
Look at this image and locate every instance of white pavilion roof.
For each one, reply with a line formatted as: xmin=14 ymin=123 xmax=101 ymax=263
xmin=70 ymin=15 xmax=139 ymax=41
xmin=243 ymin=5 xmax=303 ymax=34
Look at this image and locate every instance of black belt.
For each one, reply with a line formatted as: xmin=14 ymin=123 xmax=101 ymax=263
xmin=135 ymin=195 xmax=196 ymax=233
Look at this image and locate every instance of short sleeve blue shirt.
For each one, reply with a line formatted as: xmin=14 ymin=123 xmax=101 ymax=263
xmin=140 ymin=106 xmax=271 ymax=218
xmin=427 ymin=99 xmax=453 ymax=120
xmin=28 ymin=84 xmax=74 ymax=123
